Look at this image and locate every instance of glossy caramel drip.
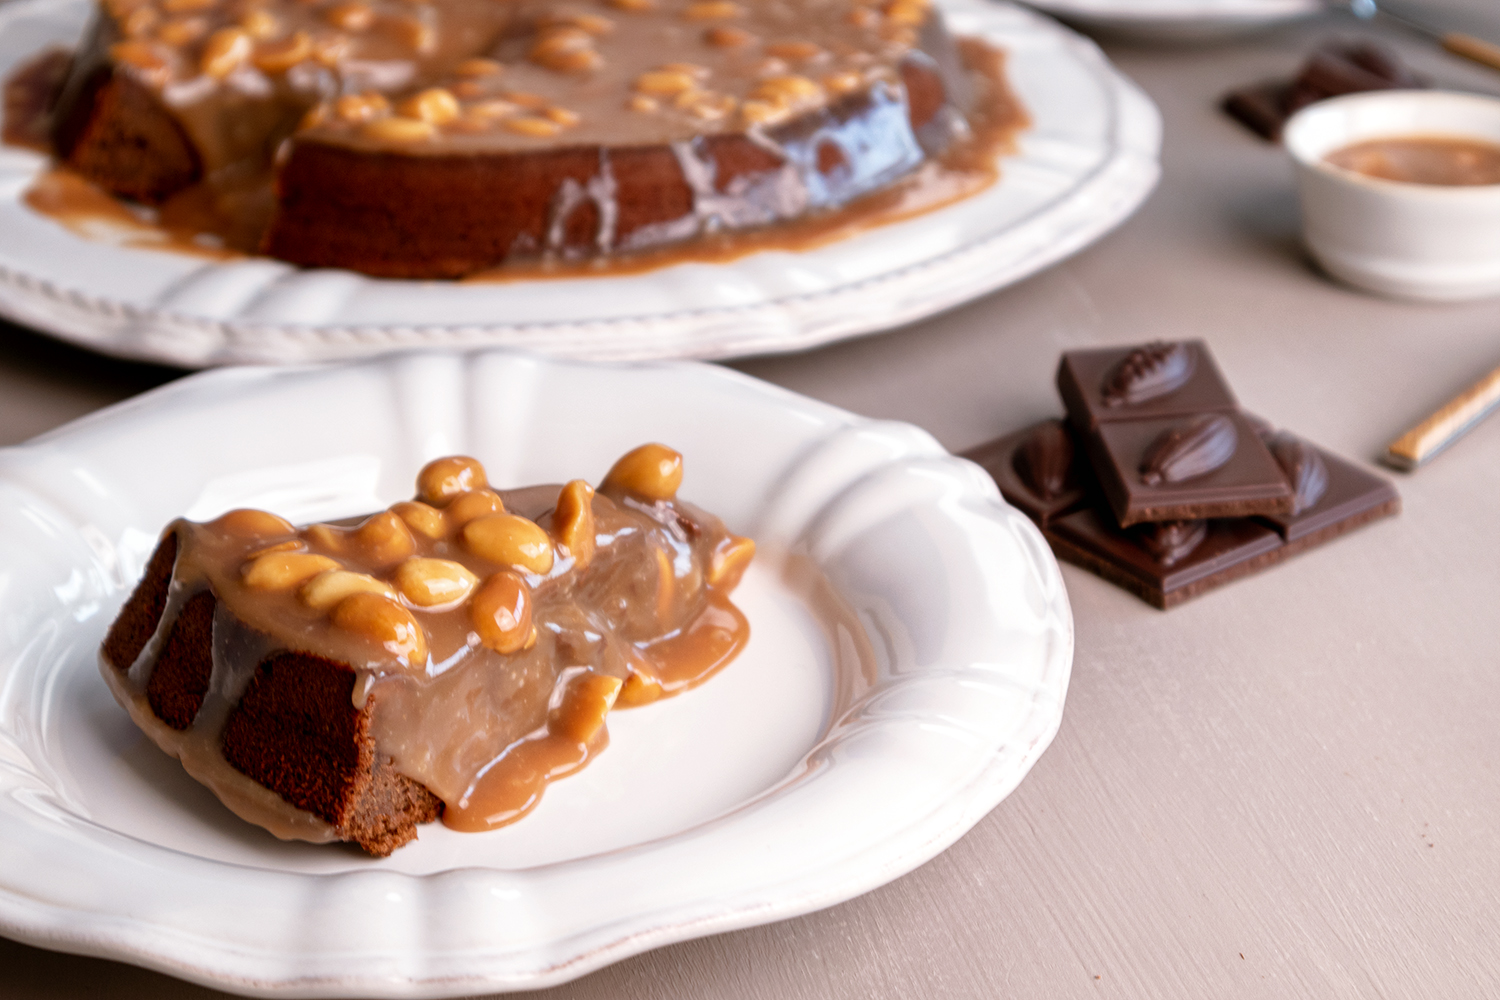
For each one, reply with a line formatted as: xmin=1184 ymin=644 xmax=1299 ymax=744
xmin=105 ymin=446 xmax=754 ymax=841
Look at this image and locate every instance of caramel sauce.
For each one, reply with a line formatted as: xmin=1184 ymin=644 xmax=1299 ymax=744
xmin=7 ymin=37 xmax=1026 ymax=277
xmin=104 ymin=449 xmax=755 ymax=843
xmin=1325 ymin=135 xmax=1500 ymax=187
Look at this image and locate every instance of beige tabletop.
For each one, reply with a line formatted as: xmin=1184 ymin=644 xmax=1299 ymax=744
xmin=4 ymin=4 xmax=1500 ymax=996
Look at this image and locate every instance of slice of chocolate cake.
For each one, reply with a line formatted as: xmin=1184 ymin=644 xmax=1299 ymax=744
xmin=100 ymin=445 xmax=755 ymax=855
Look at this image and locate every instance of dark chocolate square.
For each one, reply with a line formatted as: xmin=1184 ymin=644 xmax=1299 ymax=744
xmin=1089 ymin=411 xmax=1294 ymax=527
xmin=961 ymin=420 xmax=1090 ymax=528
xmin=1057 ymin=341 xmax=1236 ymax=431
xmin=1258 ymin=444 xmax=1400 ymax=545
xmin=1048 ymin=508 xmax=1284 ymax=609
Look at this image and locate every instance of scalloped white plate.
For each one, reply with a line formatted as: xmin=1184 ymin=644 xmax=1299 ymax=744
xmin=1018 ymin=0 xmax=1320 ymax=39
xmin=0 ymin=350 xmax=1072 ymax=997
xmin=0 ymin=0 xmax=1158 ymax=367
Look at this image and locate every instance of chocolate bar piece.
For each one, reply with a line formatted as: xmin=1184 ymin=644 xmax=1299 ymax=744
xmin=965 ymin=418 xmax=1400 ymax=609
xmin=1222 ymin=39 xmax=1427 ymax=142
xmin=1058 ymin=342 xmax=1293 ymax=527
xmin=1257 ymin=430 xmax=1401 ymax=549
xmin=1048 ymin=510 xmax=1283 ymax=610
xmin=961 ymin=420 xmax=1090 ymax=528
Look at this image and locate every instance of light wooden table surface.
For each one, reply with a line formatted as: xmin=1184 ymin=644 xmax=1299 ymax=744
xmin=4 ymin=4 xmax=1500 ymax=996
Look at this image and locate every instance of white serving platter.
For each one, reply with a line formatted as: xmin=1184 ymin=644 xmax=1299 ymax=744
xmin=0 ymin=0 xmax=1158 ymax=367
xmin=1018 ymin=0 xmax=1321 ymax=39
xmin=0 ymin=350 xmax=1073 ymax=997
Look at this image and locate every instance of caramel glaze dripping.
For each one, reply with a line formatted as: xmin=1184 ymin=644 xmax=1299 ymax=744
xmin=103 ymin=449 xmax=754 ymax=843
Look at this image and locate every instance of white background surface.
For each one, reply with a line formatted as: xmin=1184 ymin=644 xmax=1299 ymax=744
xmin=3 ymin=0 xmax=1500 ymax=996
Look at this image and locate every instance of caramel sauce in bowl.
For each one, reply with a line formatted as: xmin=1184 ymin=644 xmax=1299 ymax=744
xmin=1283 ymin=90 xmax=1500 ymax=301
xmin=1324 ymin=135 xmax=1500 ymax=188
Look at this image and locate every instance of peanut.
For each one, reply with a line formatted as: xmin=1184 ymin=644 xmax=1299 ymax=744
xmin=242 ymin=551 xmax=340 ymax=590
xmin=551 ymin=480 xmax=596 ymax=569
xmin=200 ymin=27 xmax=252 ymax=78
xmin=454 ymin=57 xmax=503 ymax=77
xmin=739 ymin=99 xmax=784 ymax=125
xmin=330 ymin=592 xmax=427 ymax=666
xmin=324 ymin=1 xmax=373 ymax=31
xmin=765 ymin=41 xmax=824 ymax=61
xmin=884 ymin=0 xmax=927 ymax=25
xmin=393 ymin=557 xmax=478 ymax=607
xmin=683 ymin=0 xmax=743 ymax=19
xmin=822 ymin=70 xmax=863 ymax=95
xmin=239 ymin=8 xmax=279 ymax=39
xmin=708 ymin=534 xmax=756 ymax=587
xmin=209 ymin=508 xmax=295 ymax=539
xmin=123 ymin=6 xmax=157 ymax=36
xmin=161 ymin=0 xmax=215 ymax=13
xmin=600 ymin=443 xmax=683 ymax=501
xmin=334 ymin=91 xmax=389 ymax=122
xmin=542 ymin=106 xmax=580 ymax=126
xmin=246 ymin=539 xmax=304 ymax=558
xmin=704 ymin=25 xmax=753 ymax=47
xmin=466 ymin=97 xmax=520 ymax=120
xmin=156 ymin=16 xmax=207 ymax=45
xmin=550 ymin=671 xmax=623 ymax=744
xmin=502 ymin=115 xmax=561 ymax=137
xmin=634 ymin=69 xmax=696 ymax=96
xmin=397 ymin=87 xmax=460 ymax=124
xmin=387 ymin=501 xmax=445 ymax=540
xmin=617 ymin=666 xmax=664 ymax=706
xmin=416 ymin=455 xmax=487 ymax=506
xmin=300 ymin=569 xmax=395 ymax=610
xmin=463 ymin=513 xmax=554 ymax=573
xmin=253 ymin=30 xmax=312 ymax=72
xmin=751 ymin=74 xmax=823 ymax=107
xmin=627 ymin=94 xmax=658 ymax=113
xmin=469 ymin=571 xmax=533 ymax=653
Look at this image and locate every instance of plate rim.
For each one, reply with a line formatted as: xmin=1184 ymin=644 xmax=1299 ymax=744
xmin=0 ymin=0 xmax=1160 ymax=367
xmin=0 ymin=350 xmax=1074 ymax=997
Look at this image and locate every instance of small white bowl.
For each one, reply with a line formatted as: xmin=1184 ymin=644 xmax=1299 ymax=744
xmin=1283 ymin=90 xmax=1500 ymax=302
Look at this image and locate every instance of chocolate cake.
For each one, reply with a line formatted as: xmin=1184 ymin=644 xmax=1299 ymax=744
xmin=100 ymin=445 xmax=755 ymax=855
xmin=42 ymin=0 xmax=981 ymax=276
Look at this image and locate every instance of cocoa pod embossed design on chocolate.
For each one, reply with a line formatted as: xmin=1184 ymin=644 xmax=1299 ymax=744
xmin=1100 ymin=342 xmax=1196 ymax=408
xmin=1139 ymin=414 xmax=1238 ymax=486
xmin=1012 ymin=422 xmax=1074 ymax=500
xmin=1266 ymin=431 xmax=1329 ymax=515
xmin=1134 ymin=519 xmax=1208 ymax=567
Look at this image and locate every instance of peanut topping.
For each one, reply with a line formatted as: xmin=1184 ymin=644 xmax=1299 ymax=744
xmin=242 ymin=552 xmax=341 ymax=590
xmin=253 ymin=31 xmax=312 ymax=72
xmin=330 ymin=592 xmax=427 ymax=667
xmin=601 ymin=443 xmax=683 ymax=501
xmin=822 ymin=70 xmax=864 ymax=95
xmin=469 ymin=570 xmax=533 ymax=653
xmin=239 ymin=8 xmax=280 ymax=39
xmin=529 ymin=28 xmax=602 ymax=73
xmin=324 ymin=2 xmax=373 ymax=31
xmin=681 ymin=91 xmax=735 ymax=120
xmin=393 ymin=557 xmax=478 ymax=608
xmin=739 ymin=99 xmax=783 ymax=125
xmin=161 ymin=0 xmax=215 ymax=13
xmin=397 ymin=88 xmax=461 ymax=125
xmin=502 ymin=115 xmax=562 ymax=137
xmin=709 ymin=535 xmax=756 ymax=587
xmin=156 ymin=16 xmax=207 ymax=45
xmin=765 ymin=41 xmax=824 ymax=61
xmin=703 ymin=25 xmax=753 ymax=47
xmin=683 ymin=0 xmax=744 ymax=19
xmin=542 ymin=106 xmax=580 ymax=126
xmin=247 ymin=539 xmax=303 ymax=558
xmin=122 ymin=5 xmax=158 ymax=36
xmin=550 ymin=671 xmax=622 ymax=744
xmin=884 ymin=0 xmax=927 ymax=25
xmin=306 ymin=511 xmax=415 ymax=568
xmin=751 ymin=74 xmax=823 ymax=107
xmin=634 ymin=69 xmax=697 ymax=96
xmin=466 ymin=98 xmax=520 ymax=120
xmin=454 ymin=57 xmax=503 ymax=77
xmin=551 ymin=480 xmax=596 ymax=569
xmin=209 ymin=508 xmax=295 ymax=539
xmin=335 ymin=91 xmax=390 ymax=123
xmin=617 ymin=667 xmax=665 ymax=707
xmin=444 ymin=489 xmax=506 ymax=526
xmin=541 ymin=12 xmax=615 ymax=34
xmin=300 ymin=569 xmax=396 ymax=611
xmin=463 ymin=514 xmax=555 ymax=574
xmin=391 ymin=500 xmax=447 ymax=539
xmin=417 ymin=456 xmax=487 ymax=506
xmin=627 ymin=94 xmax=658 ymax=113
xmin=200 ymin=27 xmax=252 ymax=78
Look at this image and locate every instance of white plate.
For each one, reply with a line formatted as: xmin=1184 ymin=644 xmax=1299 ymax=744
xmin=0 ymin=0 xmax=1158 ymax=367
xmin=0 ymin=350 xmax=1072 ymax=997
xmin=1018 ymin=0 xmax=1320 ymax=39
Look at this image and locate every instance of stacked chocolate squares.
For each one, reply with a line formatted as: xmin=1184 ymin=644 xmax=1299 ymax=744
xmin=965 ymin=341 xmax=1400 ymax=608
